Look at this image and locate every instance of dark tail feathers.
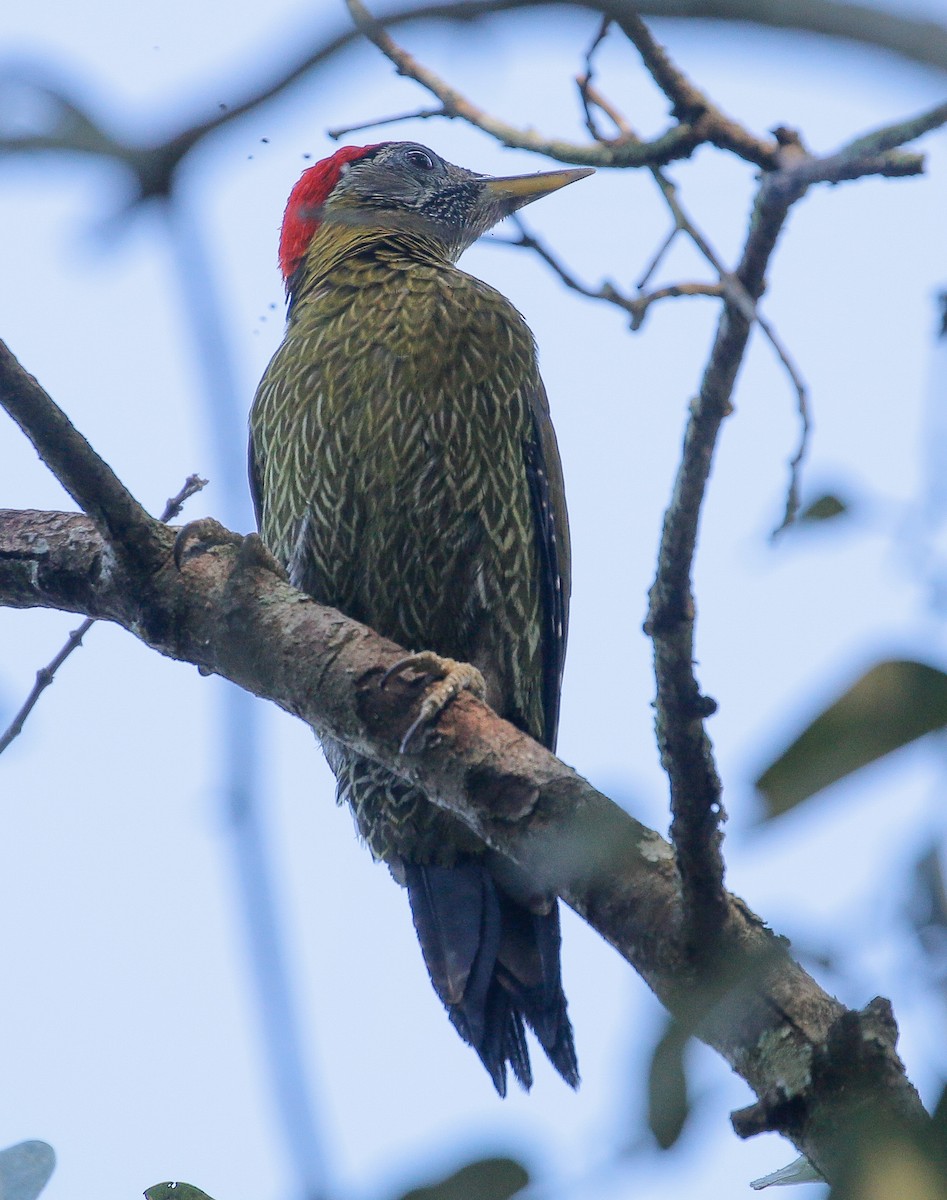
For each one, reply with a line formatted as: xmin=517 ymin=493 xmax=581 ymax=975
xmin=404 ymin=859 xmax=578 ymax=1095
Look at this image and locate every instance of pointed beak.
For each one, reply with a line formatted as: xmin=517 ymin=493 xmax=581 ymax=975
xmin=481 ymin=166 xmax=594 ymax=214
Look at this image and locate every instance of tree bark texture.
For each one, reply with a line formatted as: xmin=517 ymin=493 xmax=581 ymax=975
xmin=0 ymin=505 xmax=926 ymax=1179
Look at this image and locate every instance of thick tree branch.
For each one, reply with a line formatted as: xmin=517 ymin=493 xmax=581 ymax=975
xmin=2 ymin=2 xmax=944 ymax=1180
xmin=0 ymin=504 xmax=929 ymax=1180
xmin=0 ymin=340 xmax=932 ymax=1178
xmin=0 ymin=474 xmax=206 ymax=756
xmin=0 ymin=342 xmax=164 ymax=574
xmin=643 ymin=156 xmax=804 ymax=952
xmin=0 ymin=499 xmax=933 ymax=1176
xmin=636 ymin=104 xmax=936 ymax=952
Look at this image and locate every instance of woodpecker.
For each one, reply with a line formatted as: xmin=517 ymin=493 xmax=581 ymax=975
xmin=249 ymin=141 xmax=590 ymax=1094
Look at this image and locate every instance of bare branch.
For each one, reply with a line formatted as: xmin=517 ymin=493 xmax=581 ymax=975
xmin=500 ymin=217 xmax=640 ymax=318
xmin=0 ymin=340 xmax=162 ymax=572
xmin=631 ymin=281 xmax=724 ymax=325
xmin=0 ymin=618 xmax=94 ymax=755
xmin=636 ymin=225 xmax=678 ymax=292
xmin=576 ymin=18 xmax=615 ymax=141
xmin=1 ymin=0 xmax=942 ymax=212
xmin=764 ymin=323 xmax=811 ymax=539
xmin=499 ymin=220 xmax=725 ymax=328
xmin=643 ymin=154 xmax=808 ymax=952
xmin=0 ymin=473 xmax=207 ymax=757
xmin=509 ymin=70 xmax=817 ymax=535
xmin=634 ymin=0 xmax=947 ymax=76
xmin=641 ymin=165 xmax=814 ymax=535
xmin=327 ymin=105 xmax=448 ymax=139
xmin=161 ymin=474 xmax=209 ymax=524
xmin=608 ymin=6 xmax=777 ymax=166
xmin=535 ymin=70 xmax=927 ymax=551
xmin=0 ymin=330 xmax=934 ymax=1179
xmin=0 ymin=500 xmax=930 ymax=1180
xmin=638 ymin=98 xmax=939 ymax=948
xmin=343 ymin=0 xmax=779 ymax=169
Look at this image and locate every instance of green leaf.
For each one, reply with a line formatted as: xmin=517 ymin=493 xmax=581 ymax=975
xmin=797 ymin=492 xmax=849 ymax=523
xmin=647 ymin=1018 xmax=690 ymax=1149
xmin=0 ymin=1141 xmax=55 ymax=1200
xmin=396 ymin=1156 xmax=529 ymax=1200
xmin=144 ymin=1185 xmax=217 ymax=1200
xmin=757 ymin=660 xmax=947 ymax=818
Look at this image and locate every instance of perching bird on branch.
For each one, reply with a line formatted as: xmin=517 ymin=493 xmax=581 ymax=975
xmin=249 ymin=141 xmax=590 ymax=1094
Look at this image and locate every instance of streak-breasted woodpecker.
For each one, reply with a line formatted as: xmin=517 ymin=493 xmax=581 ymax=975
xmin=249 ymin=141 xmax=591 ymax=1094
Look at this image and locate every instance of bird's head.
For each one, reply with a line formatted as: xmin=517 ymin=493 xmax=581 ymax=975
xmin=278 ymin=141 xmax=593 ymax=291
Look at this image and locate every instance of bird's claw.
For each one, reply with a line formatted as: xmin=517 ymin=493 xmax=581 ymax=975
xmin=173 ymin=518 xmax=242 ymax=569
xmin=381 ymin=651 xmax=486 ymax=753
xmin=173 ymin=522 xmax=288 ymax=581
xmin=234 ymin=532 xmax=290 ymax=580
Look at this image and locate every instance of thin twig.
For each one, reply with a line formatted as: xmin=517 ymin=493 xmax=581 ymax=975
xmin=0 ymin=473 xmax=206 ymax=756
xmin=327 ymin=105 xmax=447 ymax=139
xmin=503 ymin=217 xmax=637 ymax=317
xmin=500 ymin=219 xmax=722 ymax=329
xmin=576 ymin=74 xmax=817 ymax=530
xmin=631 ymin=281 xmax=724 ymax=326
xmin=636 ymin=225 xmax=678 ymax=292
xmin=343 ymin=0 xmax=778 ymax=169
xmin=160 ymin=473 xmax=210 ymax=524
xmin=0 ymin=619 xmax=95 ymax=754
xmin=609 ymin=7 xmax=777 ymax=166
xmin=763 ymin=317 xmax=811 ymax=538
xmin=646 ymin=165 xmax=813 ymax=528
xmin=577 ymin=18 xmax=614 ymax=141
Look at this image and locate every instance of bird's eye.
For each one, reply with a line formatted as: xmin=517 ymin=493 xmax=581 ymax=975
xmin=405 ymin=149 xmax=435 ymax=171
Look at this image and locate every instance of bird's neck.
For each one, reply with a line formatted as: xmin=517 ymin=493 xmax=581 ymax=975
xmin=289 ymin=220 xmax=454 ymax=302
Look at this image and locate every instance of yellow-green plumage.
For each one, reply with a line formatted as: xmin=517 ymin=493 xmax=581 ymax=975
xmin=249 ymin=142 xmax=582 ymax=1094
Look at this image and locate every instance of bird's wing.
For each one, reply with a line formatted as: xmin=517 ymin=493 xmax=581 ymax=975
xmin=247 ymin=433 xmax=264 ymax=531
xmin=523 ymin=376 xmax=571 ymax=751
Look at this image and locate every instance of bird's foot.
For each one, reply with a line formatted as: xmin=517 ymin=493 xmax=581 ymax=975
xmin=173 ymin=518 xmax=243 ymax=569
xmin=381 ymin=651 xmax=486 ymax=753
xmin=234 ymin=532 xmax=290 ymax=581
xmin=173 ymin=521 xmax=288 ymax=581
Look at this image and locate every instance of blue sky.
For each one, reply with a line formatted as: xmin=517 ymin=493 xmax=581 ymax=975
xmin=3 ymin=3 xmax=947 ymax=1198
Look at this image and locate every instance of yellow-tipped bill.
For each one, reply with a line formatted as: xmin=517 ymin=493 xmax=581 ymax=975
xmin=483 ymin=166 xmax=594 ymax=209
